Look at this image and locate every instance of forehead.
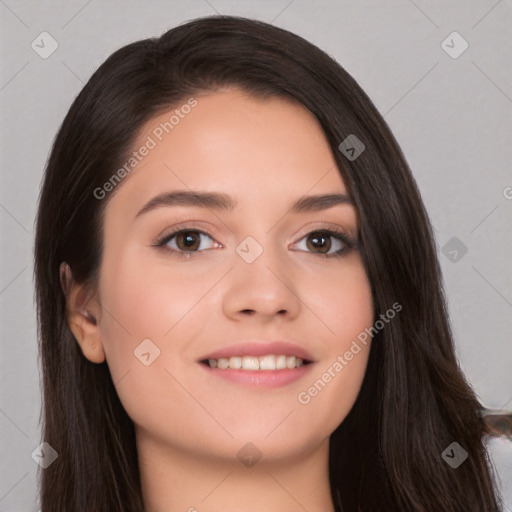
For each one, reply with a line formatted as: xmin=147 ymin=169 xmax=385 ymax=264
xmin=105 ymin=88 xmax=348 ymax=218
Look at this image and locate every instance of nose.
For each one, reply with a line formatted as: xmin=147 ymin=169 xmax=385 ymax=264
xmin=222 ymin=242 xmax=302 ymax=323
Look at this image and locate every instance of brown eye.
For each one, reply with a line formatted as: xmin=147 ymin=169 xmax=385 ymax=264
xmin=175 ymin=231 xmax=201 ymax=251
xmin=294 ymin=229 xmax=351 ymax=258
xmin=306 ymin=231 xmax=332 ymax=254
xmin=160 ymin=229 xmax=216 ymax=254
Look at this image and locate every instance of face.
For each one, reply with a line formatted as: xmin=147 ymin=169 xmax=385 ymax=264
xmin=81 ymin=87 xmax=374 ymax=463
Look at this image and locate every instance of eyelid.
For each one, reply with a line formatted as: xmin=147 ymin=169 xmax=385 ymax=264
xmin=155 ymin=221 xmax=220 ymax=245
xmin=154 ymin=220 xmax=358 ymax=256
xmin=290 ymin=227 xmax=358 ymax=257
xmin=293 ymin=221 xmax=356 ymax=244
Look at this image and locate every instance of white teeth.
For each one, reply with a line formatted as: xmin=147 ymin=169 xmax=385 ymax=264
xmin=229 ymin=356 xmax=242 ymax=369
xmin=206 ymin=354 xmax=306 ymax=370
xmin=259 ymin=355 xmax=276 ymax=370
xmin=217 ymin=358 xmax=229 ymax=369
xmin=241 ymin=356 xmax=260 ymax=370
xmin=286 ymin=356 xmax=296 ymax=369
xmin=276 ymin=355 xmax=287 ymax=370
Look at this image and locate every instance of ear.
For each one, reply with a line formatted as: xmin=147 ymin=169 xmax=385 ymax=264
xmin=60 ymin=262 xmax=105 ymax=364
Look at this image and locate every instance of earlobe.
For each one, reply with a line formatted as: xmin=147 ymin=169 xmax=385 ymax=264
xmin=69 ymin=317 xmax=106 ymax=364
xmin=60 ymin=262 xmax=106 ymax=364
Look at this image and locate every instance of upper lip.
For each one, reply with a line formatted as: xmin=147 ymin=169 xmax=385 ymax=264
xmin=199 ymin=341 xmax=315 ymax=363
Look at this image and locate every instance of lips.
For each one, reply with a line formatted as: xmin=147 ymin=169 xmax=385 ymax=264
xmin=198 ymin=341 xmax=315 ymax=388
xmin=198 ymin=340 xmax=315 ymax=364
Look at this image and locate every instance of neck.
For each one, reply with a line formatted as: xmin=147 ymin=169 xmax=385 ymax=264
xmin=136 ymin=429 xmax=336 ymax=512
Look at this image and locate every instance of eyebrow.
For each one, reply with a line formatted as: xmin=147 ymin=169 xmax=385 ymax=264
xmin=134 ymin=190 xmax=352 ymax=219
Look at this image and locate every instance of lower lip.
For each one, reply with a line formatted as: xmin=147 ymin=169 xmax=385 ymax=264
xmin=199 ymin=362 xmax=314 ymax=388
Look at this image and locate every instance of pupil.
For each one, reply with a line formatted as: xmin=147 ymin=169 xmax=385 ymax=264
xmin=309 ymin=232 xmax=329 ymax=253
xmin=180 ymin=231 xmax=199 ymax=250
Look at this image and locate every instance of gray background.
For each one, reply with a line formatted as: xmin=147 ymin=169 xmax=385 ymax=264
xmin=1 ymin=1 xmax=511 ymax=510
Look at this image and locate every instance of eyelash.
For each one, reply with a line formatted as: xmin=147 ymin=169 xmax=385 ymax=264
xmin=153 ymin=224 xmax=357 ymax=260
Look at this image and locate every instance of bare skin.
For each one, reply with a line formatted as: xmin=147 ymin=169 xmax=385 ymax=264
xmin=62 ymin=87 xmax=374 ymax=512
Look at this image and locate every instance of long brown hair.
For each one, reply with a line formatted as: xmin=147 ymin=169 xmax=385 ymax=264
xmin=34 ymin=15 xmax=505 ymax=511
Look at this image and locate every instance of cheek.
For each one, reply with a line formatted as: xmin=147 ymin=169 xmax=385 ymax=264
xmin=98 ymin=248 xmax=211 ymax=352
xmin=95 ymin=253 xmax=214 ymax=413
xmin=294 ymin=346 xmax=371 ymax=442
xmin=306 ymin=255 xmax=374 ymax=344
xmin=292 ymin=257 xmax=374 ymax=429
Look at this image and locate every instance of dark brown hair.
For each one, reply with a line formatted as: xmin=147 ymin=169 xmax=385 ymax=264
xmin=34 ymin=14 xmax=505 ymax=511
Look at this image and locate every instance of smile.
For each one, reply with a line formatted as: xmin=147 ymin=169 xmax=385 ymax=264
xmin=202 ymin=354 xmax=310 ymax=370
xmin=198 ymin=341 xmax=315 ymax=387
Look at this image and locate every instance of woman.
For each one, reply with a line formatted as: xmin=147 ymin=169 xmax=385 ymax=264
xmin=34 ymin=14 xmax=505 ymax=511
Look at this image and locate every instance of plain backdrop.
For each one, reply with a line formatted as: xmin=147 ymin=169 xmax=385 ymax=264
xmin=1 ymin=1 xmax=511 ymax=510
